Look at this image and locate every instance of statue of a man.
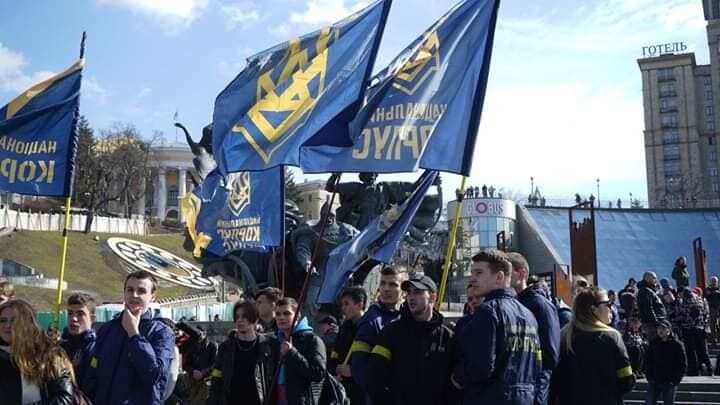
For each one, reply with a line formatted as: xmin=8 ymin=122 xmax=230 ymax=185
xmin=326 ymin=172 xmax=387 ymax=230
xmin=292 ymin=201 xmax=359 ymax=321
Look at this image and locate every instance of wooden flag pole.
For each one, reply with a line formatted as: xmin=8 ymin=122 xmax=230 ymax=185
xmin=435 ymin=176 xmax=466 ymax=310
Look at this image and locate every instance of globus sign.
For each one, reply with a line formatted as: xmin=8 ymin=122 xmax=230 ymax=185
xmin=447 ymin=198 xmax=516 ymax=220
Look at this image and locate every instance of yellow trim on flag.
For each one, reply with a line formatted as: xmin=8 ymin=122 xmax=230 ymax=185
xmin=371 ymin=345 xmax=392 ymax=361
xmin=6 ymin=59 xmax=84 ymax=119
xmin=616 ymin=365 xmax=633 ymax=378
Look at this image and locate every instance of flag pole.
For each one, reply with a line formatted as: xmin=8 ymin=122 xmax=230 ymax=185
xmin=52 ymin=196 xmax=73 ymax=332
xmin=52 ymin=31 xmax=86 ymax=333
xmin=435 ymin=176 xmax=466 ymax=310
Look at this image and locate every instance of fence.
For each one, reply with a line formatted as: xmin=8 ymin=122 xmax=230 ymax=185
xmin=37 ymin=302 xmax=234 ymax=331
xmin=0 ymin=207 xmax=147 ymax=235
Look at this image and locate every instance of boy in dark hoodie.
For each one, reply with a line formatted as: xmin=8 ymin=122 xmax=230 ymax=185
xmin=60 ymin=292 xmax=97 ymax=393
xmin=643 ymin=319 xmax=687 ymax=405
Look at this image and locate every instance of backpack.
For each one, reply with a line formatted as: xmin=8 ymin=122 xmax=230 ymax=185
xmin=320 ymin=372 xmax=349 ymax=405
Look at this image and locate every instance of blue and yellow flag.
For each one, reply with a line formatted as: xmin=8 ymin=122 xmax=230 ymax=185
xmin=0 ymin=59 xmax=83 ymax=196
xmin=300 ymin=0 xmax=500 ymax=176
xmin=212 ymin=0 xmax=391 ymax=173
xmin=317 ymin=170 xmax=438 ymax=304
xmin=182 ymin=167 xmax=283 ymax=258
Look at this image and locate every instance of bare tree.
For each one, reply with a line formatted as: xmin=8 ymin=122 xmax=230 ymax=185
xmin=73 ymin=121 xmax=159 ymax=232
xmin=657 ymin=173 xmax=704 ymax=209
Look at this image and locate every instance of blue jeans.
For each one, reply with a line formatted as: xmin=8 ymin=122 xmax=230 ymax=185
xmin=645 ymin=381 xmax=677 ymax=405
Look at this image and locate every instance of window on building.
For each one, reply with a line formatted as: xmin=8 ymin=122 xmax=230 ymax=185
xmin=711 ymin=136 xmax=717 ymax=145
xmin=711 ymin=151 xmax=718 ymax=161
xmin=708 ymin=120 xmax=716 ymax=131
xmin=711 ymin=167 xmax=719 ymax=177
xmin=663 ymin=131 xmax=680 ymax=144
xmin=663 ymin=145 xmax=681 ymax=160
xmin=713 ymin=183 xmax=720 ymax=192
xmin=660 ymin=83 xmax=676 ymax=97
xmin=660 ymin=99 xmax=677 ymax=113
xmin=664 ymin=162 xmax=681 ymax=176
xmin=657 ymin=68 xmax=675 ymax=82
xmin=661 ymin=115 xmax=678 ymax=128
xmin=707 ymin=106 xmax=715 ymax=116
xmin=705 ymin=76 xmax=713 ymax=86
xmin=706 ymin=90 xmax=714 ymax=101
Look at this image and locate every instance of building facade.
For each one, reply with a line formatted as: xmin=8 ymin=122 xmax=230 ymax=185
xmin=639 ymin=0 xmax=720 ymax=208
xmin=294 ymin=179 xmax=340 ymax=222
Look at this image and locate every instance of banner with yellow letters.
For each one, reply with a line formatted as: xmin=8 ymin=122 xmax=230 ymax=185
xmin=0 ymin=59 xmax=83 ymax=196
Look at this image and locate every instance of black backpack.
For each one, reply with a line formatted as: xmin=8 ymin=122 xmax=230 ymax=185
xmin=320 ymin=372 xmax=349 ymax=405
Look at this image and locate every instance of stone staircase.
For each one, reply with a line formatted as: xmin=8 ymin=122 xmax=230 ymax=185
xmin=624 ymin=344 xmax=720 ymax=404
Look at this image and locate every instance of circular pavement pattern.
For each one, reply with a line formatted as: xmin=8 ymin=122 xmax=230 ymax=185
xmin=107 ymin=237 xmax=216 ymax=291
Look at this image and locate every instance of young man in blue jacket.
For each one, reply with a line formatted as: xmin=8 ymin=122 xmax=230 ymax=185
xmin=459 ymin=249 xmax=542 ymax=405
xmin=60 ymin=292 xmax=97 ymax=394
xmin=508 ymin=252 xmax=560 ymax=405
xmin=350 ymin=266 xmax=407 ymax=403
xmin=85 ymin=270 xmax=175 ymax=405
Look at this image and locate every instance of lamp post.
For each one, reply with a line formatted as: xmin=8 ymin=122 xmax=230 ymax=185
xmin=629 ymin=192 xmax=633 ymax=208
xmin=596 ymin=178 xmax=600 ymax=207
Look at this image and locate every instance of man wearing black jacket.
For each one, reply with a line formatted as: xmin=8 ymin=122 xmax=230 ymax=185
xmin=637 ymin=271 xmax=665 ymax=341
xmin=643 ymin=319 xmax=687 ymax=404
xmin=508 ymin=252 xmax=560 ymax=405
xmin=276 ymin=297 xmax=327 ymax=405
xmin=208 ymin=301 xmax=279 ymax=405
xmin=367 ymin=274 xmax=457 ymax=405
xmin=329 ymin=286 xmax=367 ymax=404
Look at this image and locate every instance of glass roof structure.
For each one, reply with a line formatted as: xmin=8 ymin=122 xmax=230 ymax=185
xmin=525 ymin=207 xmax=720 ymax=292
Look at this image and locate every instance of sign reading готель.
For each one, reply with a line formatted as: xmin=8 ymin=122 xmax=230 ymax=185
xmin=641 ymin=42 xmax=688 ymax=57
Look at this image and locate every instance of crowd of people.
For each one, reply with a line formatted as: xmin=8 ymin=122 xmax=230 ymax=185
xmin=1 ymin=253 xmax=719 ymax=404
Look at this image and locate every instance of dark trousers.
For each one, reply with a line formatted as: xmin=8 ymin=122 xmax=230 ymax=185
xmin=535 ymin=368 xmax=552 ymax=405
xmin=682 ymin=328 xmax=712 ymax=376
xmin=628 ymin=345 xmax=645 ymax=375
xmin=645 ymin=382 xmax=677 ymax=405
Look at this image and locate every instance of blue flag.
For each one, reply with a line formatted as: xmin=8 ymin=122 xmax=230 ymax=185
xmin=0 ymin=59 xmax=83 ymax=196
xmin=300 ymin=0 xmax=500 ymax=175
xmin=318 ymin=170 xmax=438 ymax=304
xmin=212 ymin=0 xmax=391 ymax=173
xmin=182 ymin=167 xmax=283 ymax=257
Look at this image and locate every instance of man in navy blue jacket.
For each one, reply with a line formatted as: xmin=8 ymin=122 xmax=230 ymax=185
xmin=60 ymin=292 xmax=97 ymax=393
xmin=508 ymin=252 xmax=560 ymax=405
xmin=85 ymin=270 xmax=175 ymax=405
xmin=459 ymin=249 xmax=542 ymax=405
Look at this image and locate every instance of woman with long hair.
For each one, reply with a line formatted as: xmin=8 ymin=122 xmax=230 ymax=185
xmin=0 ymin=299 xmax=77 ymax=404
xmin=550 ymin=286 xmax=635 ymax=405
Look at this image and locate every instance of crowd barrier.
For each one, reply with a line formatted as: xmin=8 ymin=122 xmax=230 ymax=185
xmin=0 ymin=206 xmax=147 ymax=235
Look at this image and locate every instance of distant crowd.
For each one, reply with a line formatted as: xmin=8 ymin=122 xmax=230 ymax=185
xmin=0 ymin=251 xmax=718 ymax=404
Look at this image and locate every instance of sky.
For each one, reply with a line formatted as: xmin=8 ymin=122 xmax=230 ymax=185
xmin=0 ymin=0 xmax=709 ymax=206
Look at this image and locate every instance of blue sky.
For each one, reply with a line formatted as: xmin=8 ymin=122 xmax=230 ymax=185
xmin=0 ymin=0 xmax=708 ymax=205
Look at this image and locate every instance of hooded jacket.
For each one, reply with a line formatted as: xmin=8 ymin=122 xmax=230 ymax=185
xmin=60 ymin=327 xmax=96 ymax=393
xmin=85 ymin=309 xmax=175 ymax=405
xmin=350 ymin=300 xmax=401 ymax=389
xmin=636 ymin=280 xmax=665 ymax=325
xmin=459 ymin=288 xmax=542 ymax=405
xmin=366 ymin=307 xmax=457 ymax=405
xmin=517 ymin=284 xmax=561 ymax=370
xmin=278 ymin=317 xmax=327 ymax=405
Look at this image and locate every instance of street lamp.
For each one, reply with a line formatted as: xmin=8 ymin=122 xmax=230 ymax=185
xmin=596 ymin=178 xmax=600 ymax=207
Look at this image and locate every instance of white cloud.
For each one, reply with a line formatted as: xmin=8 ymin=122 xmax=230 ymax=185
xmin=217 ymin=46 xmax=254 ymax=79
xmin=221 ymin=2 xmax=260 ymax=30
xmin=268 ymin=23 xmax=292 ymax=38
xmin=136 ymin=87 xmax=153 ymax=99
xmin=82 ymin=76 xmax=109 ymax=104
xmin=0 ymin=42 xmax=56 ymax=94
xmin=289 ymin=0 xmax=369 ymax=25
xmin=97 ymin=0 xmax=209 ymax=33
